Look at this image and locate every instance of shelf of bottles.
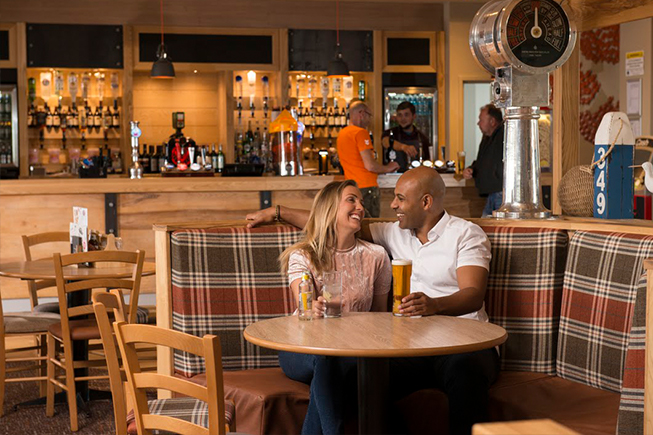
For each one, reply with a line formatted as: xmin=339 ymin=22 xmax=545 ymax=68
xmin=287 ymin=73 xmax=369 ymax=173
xmin=232 ymin=70 xmax=276 ymax=172
xmin=0 ymin=90 xmax=17 ymax=167
xmin=26 ymin=68 xmax=124 ymax=176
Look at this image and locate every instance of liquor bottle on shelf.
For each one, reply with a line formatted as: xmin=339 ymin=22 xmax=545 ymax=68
xmin=217 ymin=144 xmax=225 ymax=173
xmin=209 ymin=144 xmax=218 ymax=170
xmin=79 ymin=103 xmax=87 ymax=130
xmin=66 ymin=105 xmax=74 ymax=129
xmin=149 ymin=145 xmax=159 ymax=173
xmin=141 ymin=144 xmax=150 ymax=174
xmin=53 ymin=102 xmax=61 ymax=129
xmin=112 ymin=100 xmax=120 ymax=129
xmin=93 ymin=103 xmax=102 ymax=129
xmin=309 ymin=101 xmax=317 ymax=132
xmin=235 ymin=131 xmax=243 ymax=163
xmin=333 ymin=99 xmax=341 ymax=128
xmin=157 ymin=145 xmax=166 ymax=170
xmin=327 ymin=103 xmax=335 ymax=130
xmin=103 ymin=104 xmax=112 ymax=130
xmin=358 ymin=80 xmax=366 ymax=101
xmin=297 ymin=100 xmax=304 ymax=125
xmin=340 ymin=103 xmax=347 ymax=127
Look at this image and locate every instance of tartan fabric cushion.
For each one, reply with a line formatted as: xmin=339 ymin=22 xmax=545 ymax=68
xmin=136 ymin=306 xmax=149 ymax=324
xmin=125 ymin=397 xmax=235 ymax=434
xmin=557 ymin=231 xmax=653 ymax=393
xmin=481 ymin=226 xmax=568 ymax=374
xmin=616 ymin=273 xmax=647 ymax=435
xmin=171 ymin=225 xmax=303 ymax=376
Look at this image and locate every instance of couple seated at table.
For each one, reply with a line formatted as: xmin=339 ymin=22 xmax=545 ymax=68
xmin=246 ymin=167 xmax=499 ymax=435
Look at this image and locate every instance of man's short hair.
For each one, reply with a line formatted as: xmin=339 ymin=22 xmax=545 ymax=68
xmin=482 ymin=104 xmax=503 ymax=124
xmin=397 ymin=101 xmax=416 ymax=115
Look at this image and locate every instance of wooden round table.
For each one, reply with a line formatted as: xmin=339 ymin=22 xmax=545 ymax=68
xmin=244 ymin=312 xmax=507 ymax=434
xmin=0 ymin=260 xmax=156 ymax=280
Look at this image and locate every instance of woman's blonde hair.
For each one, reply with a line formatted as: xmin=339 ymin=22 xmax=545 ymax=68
xmin=279 ymin=180 xmax=359 ymax=277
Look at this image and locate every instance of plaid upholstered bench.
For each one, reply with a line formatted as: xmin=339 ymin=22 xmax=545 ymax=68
xmin=396 ymin=226 xmax=652 ymax=435
xmin=155 ymin=220 xmax=653 ymax=435
xmin=156 ymin=223 xmax=309 ymax=435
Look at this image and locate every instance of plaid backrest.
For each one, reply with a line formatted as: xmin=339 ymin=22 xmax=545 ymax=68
xmin=481 ymin=226 xmax=568 ymax=374
xmin=557 ymin=231 xmax=653 ymax=393
xmin=616 ymin=273 xmax=646 ymax=435
xmin=171 ymin=225 xmax=303 ymax=377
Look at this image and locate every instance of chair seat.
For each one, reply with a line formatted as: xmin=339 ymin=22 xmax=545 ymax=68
xmin=125 ymin=397 xmax=235 ymax=434
xmin=185 ymin=367 xmax=310 ymax=435
xmin=4 ymin=311 xmax=61 ymax=334
xmin=48 ymin=319 xmax=101 ymax=341
xmin=32 ymin=301 xmax=60 ymax=314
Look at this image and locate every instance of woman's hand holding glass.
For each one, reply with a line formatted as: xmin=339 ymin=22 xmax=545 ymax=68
xmin=313 ymin=295 xmax=327 ymax=317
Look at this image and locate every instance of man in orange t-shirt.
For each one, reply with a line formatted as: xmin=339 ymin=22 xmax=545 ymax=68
xmin=337 ymin=101 xmax=399 ymax=217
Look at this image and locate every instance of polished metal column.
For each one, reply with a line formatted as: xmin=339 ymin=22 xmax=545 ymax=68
xmin=494 ymin=106 xmax=550 ymax=219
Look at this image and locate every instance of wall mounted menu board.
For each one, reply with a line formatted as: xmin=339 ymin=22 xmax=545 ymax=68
xmin=138 ymin=33 xmax=273 ymax=64
xmin=27 ymin=24 xmax=123 ymax=68
xmin=0 ymin=31 xmax=9 ymax=61
xmin=288 ymin=29 xmax=373 ymax=72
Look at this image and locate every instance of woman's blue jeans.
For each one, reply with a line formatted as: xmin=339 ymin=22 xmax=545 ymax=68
xmin=278 ymin=351 xmax=357 ymax=435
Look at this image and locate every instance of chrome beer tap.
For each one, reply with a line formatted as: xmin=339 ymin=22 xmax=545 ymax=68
xmin=129 ymin=121 xmax=143 ymax=179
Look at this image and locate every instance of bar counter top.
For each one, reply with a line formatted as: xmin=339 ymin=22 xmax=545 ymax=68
xmin=0 ymin=173 xmax=474 ymax=196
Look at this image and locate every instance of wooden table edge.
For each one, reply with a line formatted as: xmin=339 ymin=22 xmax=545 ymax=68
xmin=243 ymin=324 xmax=507 ymax=358
xmin=0 ymin=261 xmax=156 ymax=280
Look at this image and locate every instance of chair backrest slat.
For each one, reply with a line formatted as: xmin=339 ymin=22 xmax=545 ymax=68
xmin=118 ymin=324 xmax=206 ymax=356
xmin=142 ymin=414 xmax=210 ymax=435
xmin=133 ymin=373 xmax=208 ymax=401
xmin=65 ymin=279 xmax=134 ymax=294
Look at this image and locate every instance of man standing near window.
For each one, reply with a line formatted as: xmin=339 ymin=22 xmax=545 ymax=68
xmin=337 ymin=101 xmax=399 ymax=217
xmin=381 ymin=101 xmax=432 ymax=172
xmin=463 ymin=104 xmax=505 ymax=217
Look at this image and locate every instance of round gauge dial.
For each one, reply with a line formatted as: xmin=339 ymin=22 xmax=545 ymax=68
xmin=505 ymin=0 xmax=570 ymax=68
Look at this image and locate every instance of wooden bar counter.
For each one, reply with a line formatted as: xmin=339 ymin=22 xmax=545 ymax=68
xmin=0 ymin=173 xmax=480 ymax=300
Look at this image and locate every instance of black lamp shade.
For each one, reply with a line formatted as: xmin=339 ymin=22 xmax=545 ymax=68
xmin=327 ymin=46 xmax=350 ymax=78
xmin=151 ymin=44 xmax=175 ymax=79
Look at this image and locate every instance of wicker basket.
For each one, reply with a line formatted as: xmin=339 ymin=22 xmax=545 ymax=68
xmin=558 ymin=166 xmax=594 ymax=217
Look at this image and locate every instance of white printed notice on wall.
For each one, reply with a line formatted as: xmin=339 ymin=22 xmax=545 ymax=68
xmin=626 ymin=51 xmax=645 ymax=77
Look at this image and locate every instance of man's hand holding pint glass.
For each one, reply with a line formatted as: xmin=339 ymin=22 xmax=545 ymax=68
xmin=392 ymin=259 xmax=421 ymax=318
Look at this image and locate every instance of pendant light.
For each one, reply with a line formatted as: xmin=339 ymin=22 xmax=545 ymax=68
xmin=327 ymin=0 xmax=350 ymax=78
xmin=151 ymin=0 xmax=175 ymax=79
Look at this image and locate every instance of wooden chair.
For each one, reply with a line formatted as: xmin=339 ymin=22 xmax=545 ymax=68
xmin=0 ymin=289 xmax=61 ymax=416
xmin=46 ymin=250 xmax=145 ymax=432
xmin=113 ymin=321 xmax=235 ymax=435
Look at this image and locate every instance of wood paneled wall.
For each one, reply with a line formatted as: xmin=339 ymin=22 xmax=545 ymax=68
xmin=132 ymin=71 xmax=221 ymax=149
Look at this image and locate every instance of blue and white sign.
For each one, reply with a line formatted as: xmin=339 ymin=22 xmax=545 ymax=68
xmin=593 ymin=112 xmax=635 ymax=219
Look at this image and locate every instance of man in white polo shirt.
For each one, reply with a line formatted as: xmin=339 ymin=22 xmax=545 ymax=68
xmin=245 ymin=167 xmax=499 ymax=434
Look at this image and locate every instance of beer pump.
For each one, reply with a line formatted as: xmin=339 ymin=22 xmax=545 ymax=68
xmin=469 ymin=0 xmax=577 ymax=218
xmin=129 ymin=121 xmax=143 ymax=179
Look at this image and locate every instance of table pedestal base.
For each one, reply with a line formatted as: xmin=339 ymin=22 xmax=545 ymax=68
xmin=358 ymin=357 xmax=390 ymax=435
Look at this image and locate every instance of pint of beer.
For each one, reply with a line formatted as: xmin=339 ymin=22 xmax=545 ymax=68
xmin=392 ymin=259 xmax=412 ymax=316
xmin=456 ymin=151 xmax=466 ymax=175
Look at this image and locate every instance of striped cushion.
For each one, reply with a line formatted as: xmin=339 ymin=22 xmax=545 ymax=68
xmin=482 ymin=226 xmax=568 ymax=374
xmin=616 ymin=273 xmax=647 ymax=435
xmin=557 ymin=231 xmax=653 ymax=393
xmin=171 ymin=225 xmax=303 ymax=377
xmin=126 ymin=397 xmax=235 ymax=434
xmin=136 ymin=306 xmax=150 ymax=324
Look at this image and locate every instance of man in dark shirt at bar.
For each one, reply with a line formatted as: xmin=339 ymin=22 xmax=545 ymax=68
xmin=463 ymin=104 xmax=504 ymax=217
xmin=381 ymin=101 xmax=431 ymax=172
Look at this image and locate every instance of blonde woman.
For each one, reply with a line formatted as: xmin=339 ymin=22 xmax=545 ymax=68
xmin=278 ymin=180 xmax=391 ymax=435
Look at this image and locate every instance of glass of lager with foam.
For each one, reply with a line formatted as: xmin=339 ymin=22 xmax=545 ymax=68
xmin=392 ymin=259 xmax=413 ymax=316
